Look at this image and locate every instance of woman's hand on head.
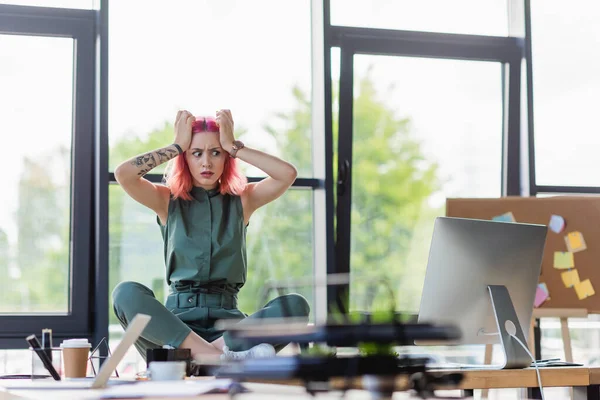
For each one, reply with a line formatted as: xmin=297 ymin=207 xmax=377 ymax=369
xmin=215 ymin=109 xmax=235 ymax=150
xmin=174 ymin=110 xmax=195 ymax=152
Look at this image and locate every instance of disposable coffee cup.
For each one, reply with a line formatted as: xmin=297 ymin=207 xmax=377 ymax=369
xmin=60 ymin=339 xmax=91 ymax=378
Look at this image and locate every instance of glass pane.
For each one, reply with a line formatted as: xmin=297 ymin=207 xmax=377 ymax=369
xmin=0 ymin=350 xmax=31 ymax=375
xmin=0 ymin=35 xmax=73 ymax=313
xmin=239 ymin=190 xmax=314 ymax=317
xmin=108 ymin=185 xmax=165 ymax=310
xmin=531 ymin=0 xmax=600 ymax=187
xmin=331 ymin=0 xmax=508 ymax=36
xmin=0 ymin=0 xmax=95 ymax=8
xmin=108 ymin=185 xmax=165 ymax=375
xmin=108 ymin=0 xmax=312 ymax=177
xmin=345 ymin=55 xmax=503 ymax=313
xmin=541 ymin=316 xmax=600 ymax=367
xmin=108 ymin=186 xmax=314 ymax=374
xmin=343 ymin=54 xmax=502 ymax=365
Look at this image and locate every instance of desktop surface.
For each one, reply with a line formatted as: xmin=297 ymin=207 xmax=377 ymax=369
xmin=2 ymin=368 xmax=595 ymax=400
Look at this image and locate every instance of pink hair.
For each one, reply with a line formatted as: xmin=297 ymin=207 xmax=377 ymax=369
xmin=165 ymin=116 xmax=247 ymax=200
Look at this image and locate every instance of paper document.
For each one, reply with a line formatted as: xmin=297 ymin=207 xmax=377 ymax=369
xmin=100 ymin=379 xmax=238 ymax=398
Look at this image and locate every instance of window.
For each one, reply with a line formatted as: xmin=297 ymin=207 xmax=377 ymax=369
xmin=330 ymin=14 xmax=519 ymax=367
xmin=108 ymin=186 xmax=165 ymax=375
xmin=108 ymin=0 xmax=318 ymax=364
xmin=108 ymin=186 xmax=165 ymax=314
xmin=330 ymin=0 xmax=508 ymax=36
xmin=108 ymin=0 xmax=313 ymax=176
xmin=0 ymin=4 xmax=96 ymax=347
xmin=0 ymin=34 xmax=73 ymax=313
xmin=339 ymin=54 xmax=503 ymax=313
xmin=531 ymin=0 xmax=600 ymax=187
xmin=241 ymin=189 xmax=314 ymax=315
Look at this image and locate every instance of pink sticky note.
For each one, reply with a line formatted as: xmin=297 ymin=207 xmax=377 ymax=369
xmin=534 ymin=286 xmax=549 ymax=307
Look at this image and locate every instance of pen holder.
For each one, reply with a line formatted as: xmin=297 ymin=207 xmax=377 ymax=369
xmin=30 ymin=347 xmax=63 ymax=380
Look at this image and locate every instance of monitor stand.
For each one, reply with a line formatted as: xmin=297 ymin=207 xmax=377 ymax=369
xmin=487 ymin=285 xmax=532 ymax=369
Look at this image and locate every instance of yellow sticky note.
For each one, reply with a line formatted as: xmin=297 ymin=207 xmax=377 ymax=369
xmin=574 ymin=279 xmax=595 ymax=300
xmin=565 ymin=231 xmax=587 ymax=253
xmin=561 ymin=269 xmax=580 ymax=288
xmin=553 ymin=252 xmax=574 ymax=269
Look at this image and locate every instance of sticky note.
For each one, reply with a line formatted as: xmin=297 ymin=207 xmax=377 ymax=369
xmin=565 ymin=231 xmax=587 ymax=253
xmin=553 ymin=252 xmax=574 ymax=269
xmin=492 ymin=212 xmax=515 ymax=223
xmin=561 ymin=269 xmax=580 ymax=288
xmin=574 ymin=279 xmax=595 ymax=300
xmin=538 ymin=282 xmax=549 ymax=297
xmin=534 ymin=286 xmax=549 ymax=307
xmin=548 ymin=215 xmax=565 ymax=234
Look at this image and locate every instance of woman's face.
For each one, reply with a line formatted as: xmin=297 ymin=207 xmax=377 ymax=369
xmin=186 ymin=132 xmax=226 ymax=189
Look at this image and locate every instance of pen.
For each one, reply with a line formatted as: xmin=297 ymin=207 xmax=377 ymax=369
xmin=26 ymin=334 xmax=61 ymax=381
xmin=42 ymin=329 xmax=53 ymax=362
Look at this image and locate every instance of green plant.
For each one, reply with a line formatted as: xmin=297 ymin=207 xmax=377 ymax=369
xmin=357 ymin=342 xmax=399 ymax=357
xmin=301 ymin=344 xmax=337 ymax=357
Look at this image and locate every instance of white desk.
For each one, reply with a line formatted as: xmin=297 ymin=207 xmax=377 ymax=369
xmin=1 ymin=382 xmax=440 ymax=400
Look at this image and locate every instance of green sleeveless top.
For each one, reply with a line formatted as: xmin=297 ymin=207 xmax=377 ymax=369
xmin=158 ymin=186 xmax=247 ymax=291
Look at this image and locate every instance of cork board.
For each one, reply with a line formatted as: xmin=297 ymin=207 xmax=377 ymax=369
xmin=446 ymin=196 xmax=600 ymax=313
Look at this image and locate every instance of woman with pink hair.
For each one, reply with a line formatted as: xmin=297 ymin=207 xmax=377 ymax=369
xmin=112 ymin=109 xmax=309 ymax=362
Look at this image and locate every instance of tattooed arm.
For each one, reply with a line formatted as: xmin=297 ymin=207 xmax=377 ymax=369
xmin=123 ymin=145 xmax=180 ymax=177
xmin=113 ymin=144 xmax=178 ymax=224
xmin=114 ymin=111 xmax=195 ymax=224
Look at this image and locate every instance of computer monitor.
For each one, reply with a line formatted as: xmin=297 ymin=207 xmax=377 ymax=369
xmin=417 ymin=217 xmax=547 ymax=369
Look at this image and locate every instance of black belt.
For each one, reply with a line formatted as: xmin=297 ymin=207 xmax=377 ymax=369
xmin=171 ymin=280 xmax=235 ymax=292
xmin=169 ymin=291 xmax=237 ymax=309
xmin=170 ymin=281 xmax=238 ymax=309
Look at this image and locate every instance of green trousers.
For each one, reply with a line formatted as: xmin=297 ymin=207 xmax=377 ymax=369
xmin=112 ymin=281 xmax=310 ymax=360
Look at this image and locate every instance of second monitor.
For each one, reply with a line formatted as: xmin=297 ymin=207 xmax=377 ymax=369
xmin=417 ymin=217 xmax=547 ymax=369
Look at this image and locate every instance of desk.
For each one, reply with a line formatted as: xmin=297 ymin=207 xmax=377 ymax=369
xmin=1 ymin=383 xmax=445 ymax=400
xmin=1 ymin=367 xmax=597 ymax=400
xmin=442 ymin=367 xmax=596 ymax=400
xmin=445 ymin=366 xmax=587 ymax=388
xmin=249 ymin=367 xmax=596 ymax=399
xmin=586 ymin=368 xmax=600 ymax=400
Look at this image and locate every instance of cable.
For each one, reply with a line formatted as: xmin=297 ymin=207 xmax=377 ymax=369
xmin=477 ymin=328 xmax=500 ymax=336
xmin=509 ymin=333 xmax=545 ymax=400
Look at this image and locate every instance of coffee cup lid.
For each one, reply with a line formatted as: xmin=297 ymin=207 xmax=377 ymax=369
xmin=60 ymin=339 xmax=91 ymax=349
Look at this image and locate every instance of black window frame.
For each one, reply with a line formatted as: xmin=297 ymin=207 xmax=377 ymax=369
xmin=102 ymin=0 xmax=329 ymax=337
xmin=0 ymin=4 xmax=97 ymax=348
xmin=3 ymin=0 xmax=573 ymax=353
xmin=323 ymin=0 xmax=527 ymax=311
